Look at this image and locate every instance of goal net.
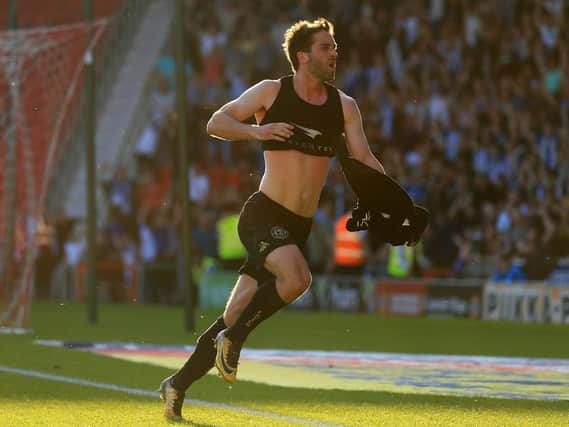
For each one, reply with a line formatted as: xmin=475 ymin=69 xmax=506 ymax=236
xmin=0 ymin=20 xmax=108 ymax=333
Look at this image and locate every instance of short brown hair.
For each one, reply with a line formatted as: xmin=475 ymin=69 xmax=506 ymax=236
xmin=282 ymin=18 xmax=335 ymax=72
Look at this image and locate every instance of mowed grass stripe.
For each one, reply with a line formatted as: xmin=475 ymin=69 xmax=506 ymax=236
xmin=2 ymin=303 xmax=568 ymax=426
xmin=0 ymin=365 xmax=342 ymax=427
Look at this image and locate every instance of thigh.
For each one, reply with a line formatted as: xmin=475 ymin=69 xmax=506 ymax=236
xmin=238 ymin=195 xmax=299 ymax=282
xmin=238 ymin=210 xmax=298 ymax=267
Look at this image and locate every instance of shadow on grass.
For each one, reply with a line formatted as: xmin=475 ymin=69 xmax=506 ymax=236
xmin=165 ymin=419 xmax=214 ymax=427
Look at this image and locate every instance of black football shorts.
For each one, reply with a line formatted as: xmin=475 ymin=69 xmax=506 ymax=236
xmin=237 ymin=191 xmax=312 ymax=283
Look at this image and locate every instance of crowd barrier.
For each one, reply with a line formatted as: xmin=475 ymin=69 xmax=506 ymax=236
xmin=68 ymin=264 xmax=569 ymax=324
xmin=199 ymin=270 xmax=569 ymax=324
xmin=291 ymin=276 xmax=483 ymax=319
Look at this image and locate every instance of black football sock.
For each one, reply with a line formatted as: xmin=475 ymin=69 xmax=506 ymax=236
xmin=171 ymin=316 xmax=226 ymax=391
xmin=225 ymin=280 xmax=287 ymax=343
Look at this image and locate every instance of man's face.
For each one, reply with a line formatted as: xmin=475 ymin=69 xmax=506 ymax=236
xmin=306 ymin=30 xmax=338 ymax=81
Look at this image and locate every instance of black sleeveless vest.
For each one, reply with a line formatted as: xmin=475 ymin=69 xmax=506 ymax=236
xmin=260 ymin=75 xmax=344 ymax=157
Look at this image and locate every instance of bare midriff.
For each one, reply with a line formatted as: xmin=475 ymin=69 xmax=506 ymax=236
xmin=259 ymin=150 xmax=331 ymax=218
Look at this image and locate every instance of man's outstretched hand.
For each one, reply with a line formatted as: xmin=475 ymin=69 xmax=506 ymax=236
xmin=345 ymin=200 xmax=371 ymax=232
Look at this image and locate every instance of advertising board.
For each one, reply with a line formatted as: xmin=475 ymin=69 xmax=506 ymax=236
xmin=483 ymin=283 xmax=569 ymax=324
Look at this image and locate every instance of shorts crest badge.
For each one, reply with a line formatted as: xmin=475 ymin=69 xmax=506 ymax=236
xmin=270 ymin=226 xmax=289 ymax=240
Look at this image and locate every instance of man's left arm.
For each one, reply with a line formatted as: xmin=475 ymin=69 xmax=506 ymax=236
xmin=340 ymin=93 xmax=385 ymax=174
xmin=339 ymin=92 xmax=430 ymax=246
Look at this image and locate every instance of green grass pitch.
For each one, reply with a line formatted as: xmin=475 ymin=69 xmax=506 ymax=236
xmin=0 ymin=302 xmax=568 ymax=426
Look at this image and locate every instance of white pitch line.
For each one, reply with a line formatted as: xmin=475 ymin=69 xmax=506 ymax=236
xmin=0 ymin=365 xmax=342 ymax=427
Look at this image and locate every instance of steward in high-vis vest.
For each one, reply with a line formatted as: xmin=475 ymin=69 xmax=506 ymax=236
xmin=387 ymin=245 xmax=415 ymax=278
xmin=333 ymin=212 xmax=366 ymax=275
xmin=216 ymin=212 xmax=246 ymax=270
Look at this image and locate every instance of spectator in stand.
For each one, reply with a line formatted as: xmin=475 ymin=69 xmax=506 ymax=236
xmin=94 ymin=228 xmax=125 ymax=302
xmin=422 ymin=213 xmax=459 ymax=275
xmin=34 ymin=217 xmax=57 ymax=299
xmin=306 ymin=194 xmax=334 ymax=275
xmin=548 ymin=210 xmax=569 ymax=260
xmin=135 ymin=116 xmax=161 ymax=173
xmin=491 ymin=253 xmax=527 ymax=283
xmin=192 ymin=210 xmax=218 ymax=261
xmin=136 ymin=166 xmax=173 ymax=215
xmin=189 ymin=159 xmax=210 ymax=207
xmin=516 ymin=223 xmax=554 ymax=280
xmin=150 ymin=73 xmax=176 ymax=120
xmin=138 ymin=209 xmax=159 ymax=303
xmin=152 ymin=205 xmax=179 ymax=303
xmin=138 ymin=206 xmax=178 ymax=304
xmin=61 ymin=223 xmax=86 ymax=298
xmin=107 ymin=167 xmax=135 ymax=218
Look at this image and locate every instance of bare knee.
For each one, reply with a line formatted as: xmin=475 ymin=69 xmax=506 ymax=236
xmin=277 ymin=266 xmax=312 ymax=303
xmin=265 ymin=245 xmax=312 ymax=303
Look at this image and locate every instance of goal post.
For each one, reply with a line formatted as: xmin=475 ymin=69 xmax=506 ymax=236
xmin=0 ymin=19 xmax=109 ymax=332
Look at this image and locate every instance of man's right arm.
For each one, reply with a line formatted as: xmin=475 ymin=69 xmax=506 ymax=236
xmin=206 ymin=79 xmax=294 ymax=142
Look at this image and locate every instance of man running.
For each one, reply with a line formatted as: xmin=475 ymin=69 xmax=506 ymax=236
xmin=160 ymin=18 xmax=385 ymax=420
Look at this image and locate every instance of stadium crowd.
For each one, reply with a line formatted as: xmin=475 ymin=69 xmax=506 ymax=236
xmin=36 ymin=0 xmax=569 ymax=301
